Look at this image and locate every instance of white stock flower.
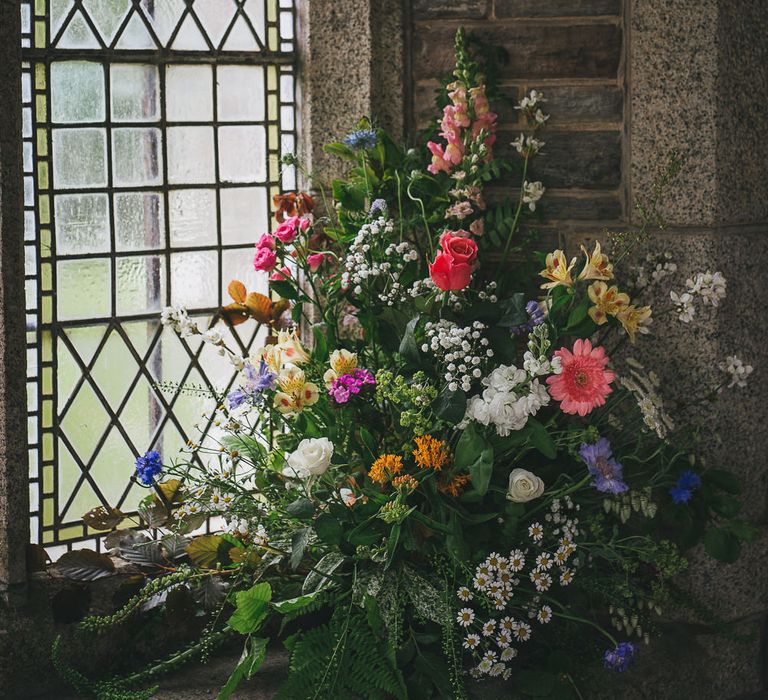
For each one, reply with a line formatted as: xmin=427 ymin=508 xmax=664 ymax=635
xmin=506 ymin=468 xmax=545 ymax=503
xmin=522 ymin=181 xmax=545 ymax=211
xmin=720 ymin=355 xmax=753 ymax=388
xmin=669 ymin=290 xmax=695 ymax=323
xmin=283 ymin=437 xmax=334 ymax=480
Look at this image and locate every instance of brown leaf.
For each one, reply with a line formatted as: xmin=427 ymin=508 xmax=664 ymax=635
xmin=228 ymin=279 xmax=248 ymax=303
xmin=156 ymin=479 xmax=185 ymax=505
xmin=270 ymin=298 xmax=291 ymax=322
xmin=220 ymin=302 xmax=250 ymax=327
xmin=229 ymin=547 xmax=262 ymax=567
xmin=26 ymin=543 xmax=50 ymax=573
xmin=82 ymin=505 xmax=126 ymax=531
xmin=54 ymin=549 xmax=115 ymax=581
xmin=244 ymin=292 xmax=273 ymax=324
xmin=187 ymin=535 xmax=225 ymax=569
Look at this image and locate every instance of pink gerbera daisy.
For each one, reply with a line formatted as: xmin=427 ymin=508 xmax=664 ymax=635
xmin=546 ymin=339 xmax=614 ymax=416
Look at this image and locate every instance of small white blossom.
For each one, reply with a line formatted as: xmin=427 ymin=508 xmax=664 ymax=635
xmin=522 ymin=180 xmax=545 ymax=211
xmin=720 ymin=355 xmax=753 ymax=389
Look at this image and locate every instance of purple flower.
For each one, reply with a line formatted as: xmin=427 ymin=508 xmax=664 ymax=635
xmin=369 ymin=199 xmax=388 ymax=218
xmin=669 ymin=469 xmax=701 ymax=504
xmin=579 ymin=437 xmax=628 ymax=494
xmin=603 ymin=642 xmax=637 ymax=672
xmin=343 ymin=129 xmax=378 ymax=151
xmin=328 ymin=368 xmax=376 ymax=405
xmin=227 ymin=359 xmax=277 ymax=409
xmin=511 ymin=300 xmax=546 ymax=335
xmin=135 ymin=450 xmax=163 ymax=486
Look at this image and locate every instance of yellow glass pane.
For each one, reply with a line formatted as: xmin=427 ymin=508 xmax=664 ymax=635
xmin=268 ymin=27 xmax=278 ymax=52
xmin=35 ymin=21 xmax=45 ymax=48
xmin=268 ymin=124 xmax=278 ymax=145
xmin=41 ymin=228 xmax=51 ymax=256
xmin=42 ymin=296 xmax=52 ymax=324
xmin=35 ymin=63 xmax=46 ymax=90
xmin=269 ymin=155 xmax=278 ymax=181
xmin=267 ymin=66 xmax=277 ymax=91
xmin=35 ymin=0 xmax=45 ymax=17
xmin=37 ymin=161 xmax=49 ymax=190
xmin=36 ymin=94 xmax=47 ymax=121
xmin=60 ymin=525 xmax=85 ymax=540
xmin=27 ymin=331 xmax=36 ymax=344
xmin=41 ymin=262 xmax=52 ymax=291
xmin=268 ymin=94 xmax=277 ymax=121
xmin=39 ymin=195 xmax=49 ymax=224
xmin=42 ymin=399 xmax=53 ymax=428
xmin=42 ymin=530 xmax=53 ymax=544
xmin=43 ymin=432 xmax=53 ymax=460
xmin=37 ymin=128 xmax=47 ymax=156
xmin=42 ymin=367 xmax=52 ymax=394
xmin=43 ymin=499 xmax=53 ymax=525
xmin=43 ymin=465 xmax=54 ymax=493
xmin=268 ymin=0 xmax=277 ymax=21
xmin=42 ymin=331 xmax=53 ymax=361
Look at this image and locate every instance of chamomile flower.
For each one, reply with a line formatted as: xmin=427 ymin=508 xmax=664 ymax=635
xmin=535 ymin=552 xmax=554 ymax=570
xmin=499 ymin=616 xmax=515 ymax=631
xmin=537 ymin=605 xmax=553 ymax=624
xmin=486 ymin=552 xmax=501 ymax=570
xmin=457 ymin=608 xmax=475 ymax=627
xmin=476 ymin=562 xmax=493 ymax=577
xmin=497 ymin=630 xmax=513 ymax=648
xmin=530 ymin=570 xmax=553 ymax=592
xmin=489 ymin=663 xmax=506 ymax=677
xmin=512 ymin=621 xmax=532 ymax=642
xmin=501 ymin=647 xmax=518 ymax=662
xmin=483 ymin=650 xmax=498 ymax=664
xmin=463 ymin=633 xmax=481 ymax=650
xmin=509 ymin=550 xmax=526 ymax=571
xmin=473 ymin=573 xmax=491 ymax=591
xmin=528 ymin=523 xmax=544 ymax=542
xmin=482 ymin=620 xmax=497 ymax=637
xmin=477 ymin=659 xmax=493 ymax=674
xmin=495 ymin=556 xmax=510 ymax=573
xmin=457 ymin=586 xmax=473 ymax=602
xmin=560 ymin=568 xmax=575 ymax=586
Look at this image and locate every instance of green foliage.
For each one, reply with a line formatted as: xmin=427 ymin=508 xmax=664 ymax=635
xmin=218 ymin=637 xmax=268 ymax=700
xmin=228 ymin=582 xmax=272 ymax=634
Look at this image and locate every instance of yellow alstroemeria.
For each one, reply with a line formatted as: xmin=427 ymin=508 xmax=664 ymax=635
xmin=616 ymin=305 xmax=653 ymax=343
xmin=540 ymin=250 xmax=577 ymax=290
xmin=276 ymin=329 xmax=311 ymax=365
xmin=277 ymin=365 xmax=308 ymax=394
xmin=587 ymin=281 xmax=630 ymax=325
xmin=324 ymin=349 xmax=358 ymax=388
xmin=274 ymin=366 xmax=320 ymax=415
xmin=577 ymin=241 xmax=614 ymax=282
xmin=252 ymin=344 xmax=285 ymax=374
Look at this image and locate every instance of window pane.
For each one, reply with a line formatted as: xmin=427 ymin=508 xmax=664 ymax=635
xmin=166 ymin=64 xmax=213 ymax=121
xmin=51 ymin=61 xmax=105 ymax=123
xmin=167 ymin=126 xmax=215 ymax=184
xmin=114 ymin=192 xmax=164 ymax=251
xmin=54 ymin=193 xmax=111 ymax=255
xmin=217 ymin=65 xmax=265 ymax=121
xmin=169 ymin=189 xmax=217 ymax=247
xmin=52 ymin=128 xmax=108 ymax=188
xmin=218 ymin=125 xmax=266 ymax=183
xmin=112 ymin=128 xmax=163 ymax=186
xmin=110 ymin=64 xmax=159 ymax=122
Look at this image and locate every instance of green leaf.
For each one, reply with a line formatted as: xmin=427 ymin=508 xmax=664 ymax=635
xmin=315 ymin=513 xmax=343 ymax=546
xmin=497 ymin=293 xmax=527 ymax=327
xmin=302 ymin=551 xmax=346 ymax=594
xmin=703 ymin=469 xmax=742 ymax=495
xmin=398 ymin=316 xmax=421 ymax=364
xmin=709 ymin=494 xmax=742 ymax=518
xmin=723 ymin=519 xmax=760 ymax=542
xmin=454 ymin=423 xmax=485 ymax=470
xmin=186 ymin=535 xmax=228 ymax=569
xmin=227 ymin=582 xmax=272 ymax=634
xmin=286 ymin=498 xmax=316 ymax=519
xmin=385 ymin=523 xmax=402 ymax=569
xmin=323 ymin=142 xmax=357 ymax=160
xmin=273 ymin=592 xmax=321 ymax=614
xmin=218 ymin=637 xmax=268 ymax=699
xmin=290 ymin=527 xmax=312 ymax=570
xmin=703 ymin=528 xmax=741 ymax=563
xmin=565 ymin=298 xmax=590 ymax=330
xmin=433 ymin=387 xmax=467 ymax=424
xmin=359 ymin=426 xmax=378 ymax=460
xmin=468 ymin=448 xmax=494 ymax=497
xmin=311 ymin=324 xmax=329 ymax=362
xmin=270 ymin=280 xmax=299 ymax=300
xmin=527 ymin=418 xmax=557 ymax=459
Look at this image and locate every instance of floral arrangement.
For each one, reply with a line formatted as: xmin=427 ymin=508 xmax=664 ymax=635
xmin=55 ymin=30 xmax=756 ymax=700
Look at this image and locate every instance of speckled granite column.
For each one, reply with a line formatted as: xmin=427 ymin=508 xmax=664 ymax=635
xmin=607 ymin=1 xmax=768 ymax=697
xmin=296 ymin=0 xmax=405 ymax=183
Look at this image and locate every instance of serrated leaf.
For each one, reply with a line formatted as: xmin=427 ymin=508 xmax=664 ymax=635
xmin=82 ymin=505 xmax=126 ymax=531
xmin=161 ymin=534 xmax=190 ymax=561
xmin=192 ymin=576 xmax=230 ymax=610
xmin=227 ymin=582 xmax=272 ymax=634
xmin=119 ymin=539 xmax=165 ymax=568
xmin=54 ymin=549 xmax=115 ymax=581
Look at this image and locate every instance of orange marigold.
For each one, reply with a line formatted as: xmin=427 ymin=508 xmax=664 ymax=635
xmin=438 ymin=474 xmax=472 ymax=497
xmin=413 ymin=435 xmax=451 ymax=471
xmin=369 ymin=454 xmax=403 ymax=484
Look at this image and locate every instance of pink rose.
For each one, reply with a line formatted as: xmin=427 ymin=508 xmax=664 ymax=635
xmin=439 ymin=231 xmax=478 ymax=266
xmin=274 ymin=216 xmax=310 ymax=244
xmin=253 ymin=246 xmax=277 ymax=272
xmin=256 ymin=233 xmax=275 ymax=250
xmin=307 ymin=253 xmax=329 ymax=272
xmin=270 ymin=266 xmax=291 ymax=281
xmin=428 ymin=233 xmax=478 ymax=291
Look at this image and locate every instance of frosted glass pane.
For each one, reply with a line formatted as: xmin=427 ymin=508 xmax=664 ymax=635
xmin=220 ymin=187 xmax=267 ymax=245
xmin=139 ymin=0 xmax=185 ymax=46
xmin=54 ymin=194 xmax=110 ymax=255
xmin=52 ymin=129 xmax=107 ymax=189
xmin=112 ymin=128 xmax=162 ymax=186
xmin=218 ymin=126 xmax=266 ymax=183
xmin=167 ymin=126 xmax=215 ymax=184
xmin=222 ymin=248 xmax=262 ymax=299
xmin=56 ymin=259 xmax=111 ymax=320
xmin=280 ymin=105 xmax=294 ymax=131
xmin=169 ymin=189 xmax=217 ymax=246
xmin=58 ymin=10 xmax=100 ymax=49
xmin=166 ymin=65 xmax=213 ymax=121
xmin=193 ymin=0 xmax=237 ymax=49
xmin=280 ymin=73 xmax=293 ymax=102
xmin=114 ymin=192 xmax=164 ymax=251
xmin=25 ymin=212 xmax=36 ymax=241
xmin=217 ymin=65 xmax=265 ymax=122
xmin=110 ymin=64 xmax=159 ymax=121
xmin=116 ymin=256 xmax=165 ymax=315
xmin=82 ymin=0 xmax=131 ymax=45
xmin=171 ymin=251 xmax=218 ymax=309
xmin=171 ymin=14 xmax=208 ymax=50
xmin=51 ymin=61 xmax=105 ymax=123
xmin=22 ymin=72 xmax=32 ymax=103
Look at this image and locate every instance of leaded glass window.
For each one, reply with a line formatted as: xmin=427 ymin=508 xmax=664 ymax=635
xmin=20 ymin=0 xmax=297 ymax=556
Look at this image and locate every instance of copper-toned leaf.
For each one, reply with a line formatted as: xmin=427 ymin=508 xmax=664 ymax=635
xmin=221 ymin=302 xmax=250 ymax=327
xmin=27 ymin=543 xmax=50 ymax=573
xmin=157 ymin=479 xmax=184 ymax=505
xmin=82 ymin=505 xmax=126 ymax=531
xmin=244 ymin=292 xmax=272 ymax=324
xmin=228 ymin=279 xmax=248 ymax=303
xmin=229 ymin=547 xmax=262 ymax=568
xmin=54 ymin=549 xmax=115 ymax=581
xmin=187 ymin=535 xmax=225 ymax=569
xmin=270 ymin=298 xmax=291 ymax=322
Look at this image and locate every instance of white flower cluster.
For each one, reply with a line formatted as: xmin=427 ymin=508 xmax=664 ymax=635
xmin=408 ymin=277 xmax=437 ymax=298
xmin=340 ymin=217 xmax=418 ymax=300
xmin=421 ymin=320 xmax=493 ymax=392
xmin=522 ymin=180 xmax=545 ymax=211
xmin=670 ymin=270 xmax=726 ymax=323
xmin=719 ymin=355 xmax=753 ymax=389
xmin=511 ymin=133 xmax=545 ymax=156
xmin=160 ymin=304 xmax=197 ymax=337
xmin=514 ymin=89 xmax=550 ymax=125
xmin=447 ymin=281 xmax=499 ymax=312
xmin=618 ymin=358 xmax=675 ymax=439
xmin=635 ymin=252 xmax=677 ymax=289
xmin=542 ymin=496 xmax=581 ymax=542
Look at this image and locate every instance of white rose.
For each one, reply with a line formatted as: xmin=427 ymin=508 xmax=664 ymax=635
xmin=283 ymin=438 xmax=334 ymax=480
xmin=506 ymin=468 xmax=545 ymax=503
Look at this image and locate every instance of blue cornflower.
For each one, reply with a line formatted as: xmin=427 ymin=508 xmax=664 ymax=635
xmin=135 ymin=450 xmax=163 ymax=486
xmin=511 ymin=300 xmax=546 ymax=335
xmin=227 ymin=359 xmax=277 ymax=409
xmin=669 ymin=469 xmax=701 ymax=504
xmin=603 ymin=642 xmax=637 ymax=672
xmin=369 ymin=198 xmax=388 ymax=218
xmin=579 ymin=437 xmax=629 ymax=494
xmin=343 ymin=129 xmax=378 ymax=151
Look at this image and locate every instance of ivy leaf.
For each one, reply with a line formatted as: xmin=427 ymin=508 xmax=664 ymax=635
xmin=81 ymin=505 xmax=126 ymax=531
xmin=703 ymin=528 xmax=741 ymax=563
xmin=54 ymin=550 xmax=115 ymax=581
xmin=290 ymin=527 xmax=312 ymax=570
xmin=218 ymin=637 xmax=269 ymax=700
xmin=227 ymin=582 xmax=272 ymax=635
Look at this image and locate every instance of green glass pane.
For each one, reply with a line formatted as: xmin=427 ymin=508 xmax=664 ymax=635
xmin=59 ymin=382 xmax=110 ymax=464
xmin=81 ymin=0 xmax=131 ymax=45
xmin=52 ymin=128 xmax=107 ymax=189
xmin=89 ymin=330 xmax=139 ymax=409
xmin=89 ymin=426 xmax=135 ymax=507
xmin=56 ymin=259 xmax=111 ymax=320
xmin=110 ymin=64 xmax=159 ymax=121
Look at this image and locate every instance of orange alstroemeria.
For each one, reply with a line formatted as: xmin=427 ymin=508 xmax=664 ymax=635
xmin=577 ymin=241 xmax=614 ymax=282
xmin=587 ymin=281 xmax=630 ymax=325
xmin=540 ymin=250 xmax=576 ymax=290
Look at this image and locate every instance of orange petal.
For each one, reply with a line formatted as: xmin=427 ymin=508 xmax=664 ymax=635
xmin=227 ymin=279 xmax=247 ymax=303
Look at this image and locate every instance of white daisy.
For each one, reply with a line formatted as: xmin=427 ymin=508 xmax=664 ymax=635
xmin=457 ymin=608 xmax=475 ymax=627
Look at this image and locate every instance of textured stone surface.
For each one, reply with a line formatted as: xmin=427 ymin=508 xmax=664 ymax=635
xmin=494 ymin=0 xmax=622 ymax=17
xmin=413 ymin=0 xmax=491 ymax=19
xmin=412 ymin=21 xmax=623 ymax=80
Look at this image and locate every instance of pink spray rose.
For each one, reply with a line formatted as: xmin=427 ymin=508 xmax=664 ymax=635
xmin=253 ymin=233 xmax=277 ymax=272
xmin=307 ymin=253 xmax=330 ymax=272
xmin=270 ymin=266 xmax=291 ymax=281
xmin=274 ymin=216 xmax=310 ymax=244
